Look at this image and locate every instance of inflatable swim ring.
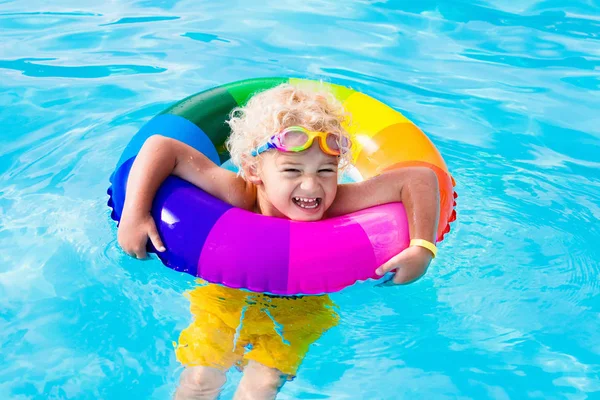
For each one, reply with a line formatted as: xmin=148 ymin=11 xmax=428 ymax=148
xmin=108 ymin=77 xmax=457 ymax=295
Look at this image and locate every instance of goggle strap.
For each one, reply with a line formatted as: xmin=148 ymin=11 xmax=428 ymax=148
xmin=251 ymin=142 xmax=274 ymax=157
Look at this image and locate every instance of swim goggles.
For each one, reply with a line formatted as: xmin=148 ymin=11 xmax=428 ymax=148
xmin=251 ymin=126 xmax=352 ymax=157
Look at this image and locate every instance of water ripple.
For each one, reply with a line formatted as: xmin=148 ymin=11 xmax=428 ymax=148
xmin=182 ymin=32 xmax=231 ymax=43
xmin=100 ymin=15 xmax=180 ymax=26
xmin=0 ymin=57 xmax=167 ymax=78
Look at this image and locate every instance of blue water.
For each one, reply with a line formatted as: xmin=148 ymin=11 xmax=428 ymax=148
xmin=1 ymin=1 xmax=599 ymax=399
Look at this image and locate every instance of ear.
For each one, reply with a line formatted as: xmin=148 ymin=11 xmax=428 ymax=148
xmin=243 ymin=162 xmax=263 ymax=185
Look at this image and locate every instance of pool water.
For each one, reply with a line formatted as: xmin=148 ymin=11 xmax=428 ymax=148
xmin=1 ymin=1 xmax=599 ymax=399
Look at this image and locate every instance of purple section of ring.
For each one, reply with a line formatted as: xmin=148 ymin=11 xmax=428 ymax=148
xmin=151 ymin=176 xmax=232 ymax=276
xmin=198 ymin=208 xmax=291 ymax=294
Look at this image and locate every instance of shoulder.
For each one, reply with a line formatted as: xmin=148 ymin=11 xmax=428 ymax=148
xmin=214 ymin=169 xmax=258 ymax=211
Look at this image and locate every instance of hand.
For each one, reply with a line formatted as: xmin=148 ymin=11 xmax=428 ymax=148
xmin=375 ymin=245 xmax=433 ymax=285
xmin=117 ymin=211 xmax=165 ymax=259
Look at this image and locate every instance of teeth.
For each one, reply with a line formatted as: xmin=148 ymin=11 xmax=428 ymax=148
xmin=294 ymin=197 xmax=315 ymax=203
xmin=293 ymin=197 xmax=320 ymax=209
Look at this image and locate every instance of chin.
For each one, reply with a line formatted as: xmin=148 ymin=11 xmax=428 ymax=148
xmin=285 ymin=199 xmax=328 ymax=221
xmin=288 ymin=212 xmax=325 ymax=222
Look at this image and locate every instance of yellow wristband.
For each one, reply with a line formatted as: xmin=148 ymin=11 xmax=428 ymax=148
xmin=410 ymin=239 xmax=437 ymax=258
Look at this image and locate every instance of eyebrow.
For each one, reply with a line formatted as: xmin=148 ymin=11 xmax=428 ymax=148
xmin=278 ymin=161 xmax=303 ymax=166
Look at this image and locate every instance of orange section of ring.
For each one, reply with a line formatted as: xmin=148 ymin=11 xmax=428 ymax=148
xmin=383 ymin=161 xmax=456 ymax=241
xmin=353 ymin=121 xmax=456 ymax=241
xmin=352 ymin=122 xmax=448 ymax=179
xmin=337 ymin=89 xmax=456 ymax=242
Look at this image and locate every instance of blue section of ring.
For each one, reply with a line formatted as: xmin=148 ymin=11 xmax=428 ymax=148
xmin=107 ymin=157 xmax=134 ymax=221
xmin=109 ymin=114 xmax=222 ymax=222
xmin=115 ymin=114 xmax=221 ymax=171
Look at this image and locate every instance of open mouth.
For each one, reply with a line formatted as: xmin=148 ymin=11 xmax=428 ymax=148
xmin=292 ymin=196 xmax=322 ymax=210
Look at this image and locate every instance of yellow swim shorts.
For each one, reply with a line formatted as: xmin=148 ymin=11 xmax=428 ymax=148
xmin=175 ymin=281 xmax=339 ymax=377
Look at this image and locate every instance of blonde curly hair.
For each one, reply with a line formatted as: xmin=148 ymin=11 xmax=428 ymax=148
xmin=226 ymin=82 xmax=352 ymax=178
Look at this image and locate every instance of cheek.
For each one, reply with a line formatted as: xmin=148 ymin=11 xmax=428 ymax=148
xmin=265 ymin=176 xmax=294 ymax=202
xmin=324 ymin=179 xmax=338 ymax=201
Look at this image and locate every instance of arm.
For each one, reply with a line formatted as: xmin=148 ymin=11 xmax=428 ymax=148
xmin=123 ymin=135 xmax=255 ymax=213
xmin=329 ymin=167 xmax=440 ymax=284
xmin=329 ymin=167 xmax=439 ymax=242
xmin=118 ymin=135 xmax=255 ymax=258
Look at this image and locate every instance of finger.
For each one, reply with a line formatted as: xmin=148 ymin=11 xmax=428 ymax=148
xmin=135 ymin=247 xmax=148 ymax=260
xmin=122 ymin=246 xmax=138 ymax=259
xmin=375 ymin=261 xmax=394 ymax=276
xmin=392 ymin=271 xmax=411 ymax=285
xmin=392 ymin=267 xmax=423 ymax=285
xmin=148 ymin=224 xmax=166 ymax=252
xmin=375 ymin=254 xmax=404 ymax=276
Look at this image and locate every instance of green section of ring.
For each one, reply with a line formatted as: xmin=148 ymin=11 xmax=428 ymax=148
xmin=159 ymin=77 xmax=290 ymax=163
xmin=226 ymin=77 xmax=290 ymax=106
xmin=158 ymin=77 xmax=359 ymax=164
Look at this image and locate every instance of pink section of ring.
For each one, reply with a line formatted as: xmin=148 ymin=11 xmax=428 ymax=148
xmin=287 ymin=203 xmax=410 ymax=294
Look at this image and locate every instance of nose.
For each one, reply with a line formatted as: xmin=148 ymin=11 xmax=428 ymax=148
xmin=300 ymin=175 xmax=318 ymax=192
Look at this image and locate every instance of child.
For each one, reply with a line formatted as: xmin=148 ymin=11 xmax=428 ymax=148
xmin=117 ymin=83 xmax=440 ymax=399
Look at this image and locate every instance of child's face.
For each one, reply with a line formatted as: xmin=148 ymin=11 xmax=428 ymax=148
xmin=251 ymin=142 xmax=339 ymax=221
